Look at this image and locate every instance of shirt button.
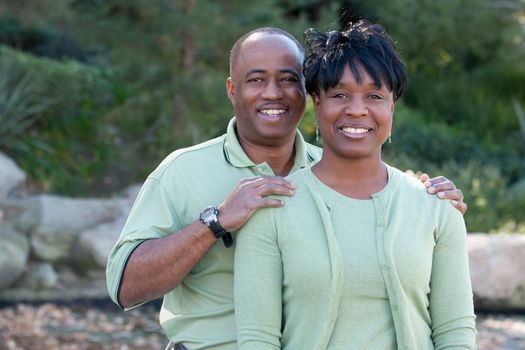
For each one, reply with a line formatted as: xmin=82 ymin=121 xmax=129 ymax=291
xmin=381 ymin=264 xmax=388 ymax=271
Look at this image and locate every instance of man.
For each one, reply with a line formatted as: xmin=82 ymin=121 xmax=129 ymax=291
xmin=106 ymin=27 xmax=466 ymax=350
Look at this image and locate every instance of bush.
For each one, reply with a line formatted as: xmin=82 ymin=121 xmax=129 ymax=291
xmin=0 ymin=16 xmax=89 ymax=61
xmin=0 ymin=45 xmax=116 ymax=195
xmin=383 ymin=104 xmax=525 ymax=233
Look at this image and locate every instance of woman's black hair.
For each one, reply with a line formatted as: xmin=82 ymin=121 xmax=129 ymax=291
xmin=303 ymin=20 xmax=408 ymax=100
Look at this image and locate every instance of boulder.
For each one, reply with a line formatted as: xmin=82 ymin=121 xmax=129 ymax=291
xmin=74 ymin=185 xmax=138 ymax=271
xmin=30 ymin=195 xmax=124 ymax=262
xmin=18 ymin=262 xmax=58 ymax=289
xmin=76 ymin=216 xmax=127 ymax=270
xmin=0 ymin=152 xmax=26 ymax=199
xmin=468 ymin=233 xmax=525 ymax=311
xmin=0 ymin=196 xmax=41 ymax=234
xmin=0 ymin=224 xmax=30 ymax=289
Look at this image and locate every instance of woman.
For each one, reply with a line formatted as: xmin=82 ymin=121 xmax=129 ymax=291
xmin=234 ymin=20 xmax=476 ymax=349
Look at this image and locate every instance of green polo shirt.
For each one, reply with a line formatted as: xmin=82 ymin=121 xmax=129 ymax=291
xmin=106 ymin=117 xmax=321 ymax=349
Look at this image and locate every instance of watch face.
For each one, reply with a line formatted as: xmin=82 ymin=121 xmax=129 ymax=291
xmin=202 ymin=207 xmax=217 ymax=222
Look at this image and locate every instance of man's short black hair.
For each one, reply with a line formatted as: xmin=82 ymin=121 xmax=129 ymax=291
xmin=303 ymin=20 xmax=408 ymax=100
xmin=229 ymin=27 xmax=304 ymax=75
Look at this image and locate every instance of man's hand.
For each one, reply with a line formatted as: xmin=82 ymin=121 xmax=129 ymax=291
xmin=420 ymin=173 xmax=467 ymax=215
xmin=218 ymin=176 xmax=295 ymax=232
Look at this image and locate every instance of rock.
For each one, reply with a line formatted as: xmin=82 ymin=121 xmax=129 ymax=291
xmin=122 ymin=183 xmax=143 ymax=201
xmin=19 ymin=262 xmax=58 ymax=289
xmin=0 ymin=152 xmax=26 ymax=199
xmin=30 ymin=195 xmax=123 ymax=262
xmin=468 ymin=233 xmax=525 ymax=311
xmin=0 ymin=196 xmax=41 ymax=234
xmin=0 ymin=224 xmax=30 ymax=289
xmin=76 ymin=216 xmax=127 ymax=270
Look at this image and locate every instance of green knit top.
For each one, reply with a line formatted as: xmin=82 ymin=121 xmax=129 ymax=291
xmin=234 ymin=164 xmax=476 ymax=350
xmin=314 ymin=175 xmax=397 ymax=348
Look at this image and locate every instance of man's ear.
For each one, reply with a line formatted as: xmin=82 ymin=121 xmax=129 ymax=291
xmin=226 ymin=77 xmax=235 ymax=104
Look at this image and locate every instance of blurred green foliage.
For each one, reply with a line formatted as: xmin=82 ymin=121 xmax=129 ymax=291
xmin=0 ymin=0 xmax=523 ymax=232
xmin=0 ymin=45 xmax=114 ymax=193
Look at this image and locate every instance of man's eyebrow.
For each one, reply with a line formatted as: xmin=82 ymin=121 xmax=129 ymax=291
xmin=280 ymin=68 xmax=301 ymax=78
xmin=245 ymin=68 xmax=267 ymax=78
xmin=244 ymin=68 xmax=301 ymax=79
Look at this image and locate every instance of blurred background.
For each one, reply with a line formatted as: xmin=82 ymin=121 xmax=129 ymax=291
xmin=0 ymin=0 xmax=524 ymax=349
xmin=0 ymin=0 xmax=524 ymax=232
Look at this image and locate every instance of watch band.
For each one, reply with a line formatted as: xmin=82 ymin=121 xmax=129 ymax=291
xmin=199 ymin=206 xmax=233 ymax=248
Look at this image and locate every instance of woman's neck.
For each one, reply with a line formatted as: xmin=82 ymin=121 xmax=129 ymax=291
xmin=312 ymin=153 xmax=387 ymax=199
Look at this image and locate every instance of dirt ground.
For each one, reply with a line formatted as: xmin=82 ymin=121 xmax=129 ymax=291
xmin=0 ymin=302 xmax=524 ymax=349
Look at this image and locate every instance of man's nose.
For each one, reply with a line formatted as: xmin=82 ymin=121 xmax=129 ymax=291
xmin=261 ymin=80 xmax=284 ymax=99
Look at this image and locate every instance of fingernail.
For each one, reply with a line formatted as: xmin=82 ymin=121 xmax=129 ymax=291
xmin=451 ymin=200 xmax=458 ymax=206
xmin=427 ymin=186 xmax=436 ymax=194
xmin=289 ymin=182 xmax=297 ymax=189
xmin=424 ymin=181 xmax=431 ymax=187
xmin=437 ymin=192 xmax=444 ymax=198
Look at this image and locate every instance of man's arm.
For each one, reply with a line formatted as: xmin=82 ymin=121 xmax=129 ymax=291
xmin=420 ymin=174 xmax=468 ymax=215
xmin=118 ymin=175 xmax=296 ymax=308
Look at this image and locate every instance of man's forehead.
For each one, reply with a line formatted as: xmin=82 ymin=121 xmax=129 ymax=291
xmin=244 ymin=32 xmax=285 ymax=43
xmin=240 ymin=32 xmax=300 ymax=56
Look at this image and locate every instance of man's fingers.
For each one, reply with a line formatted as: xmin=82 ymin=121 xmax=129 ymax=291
xmin=255 ymin=197 xmax=284 ymax=209
xmin=247 ymin=175 xmax=296 ymax=189
xmin=419 ymin=173 xmax=430 ymax=183
xmin=425 ymin=180 xmax=456 ymax=194
xmin=253 ymin=183 xmax=295 ymax=197
xmin=424 ymin=176 xmax=453 ymax=188
xmin=435 ymin=189 xmax=464 ymax=202
xmin=450 ymin=200 xmax=468 ymax=216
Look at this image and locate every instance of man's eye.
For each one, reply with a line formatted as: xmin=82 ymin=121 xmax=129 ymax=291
xmin=247 ymin=78 xmax=263 ymax=83
xmin=283 ymin=77 xmax=298 ymax=82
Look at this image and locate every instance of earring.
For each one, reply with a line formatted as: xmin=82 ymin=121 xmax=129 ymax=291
xmin=315 ymin=126 xmax=319 ymax=141
xmin=388 ymin=134 xmax=392 ymax=144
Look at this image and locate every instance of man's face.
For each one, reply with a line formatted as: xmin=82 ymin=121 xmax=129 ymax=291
xmin=227 ymin=33 xmax=306 ymax=147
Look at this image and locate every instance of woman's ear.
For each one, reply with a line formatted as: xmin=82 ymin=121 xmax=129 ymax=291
xmin=312 ymin=94 xmax=320 ymax=114
xmin=391 ymin=99 xmax=397 ymax=114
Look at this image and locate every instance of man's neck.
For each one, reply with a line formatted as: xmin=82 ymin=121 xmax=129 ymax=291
xmin=239 ymin=137 xmax=296 ymax=177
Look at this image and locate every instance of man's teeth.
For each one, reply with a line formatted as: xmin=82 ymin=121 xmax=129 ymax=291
xmin=261 ymin=109 xmax=286 ymax=116
xmin=342 ymin=127 xmax=369 ymax=134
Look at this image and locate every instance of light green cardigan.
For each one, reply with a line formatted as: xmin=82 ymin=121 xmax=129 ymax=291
xmin=234 ymin=164 xmax=476 ymax=350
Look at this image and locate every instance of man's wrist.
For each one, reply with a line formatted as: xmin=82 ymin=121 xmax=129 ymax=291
xmin=199 ymin=206 xmax=233 ymax=247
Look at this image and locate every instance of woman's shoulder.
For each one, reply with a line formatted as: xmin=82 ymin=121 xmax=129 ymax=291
xmin=386 ymin=165 xmax=460 ymax=217
xmin=387 ymin=165 xmax=432 ymax=197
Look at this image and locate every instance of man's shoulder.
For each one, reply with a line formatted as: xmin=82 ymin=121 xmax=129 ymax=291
xmin=151 ymin=134 xmax=226 ymax=177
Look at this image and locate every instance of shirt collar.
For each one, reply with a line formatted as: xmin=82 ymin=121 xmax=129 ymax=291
xmin=223 ymin=117 xmax=314 ymax=171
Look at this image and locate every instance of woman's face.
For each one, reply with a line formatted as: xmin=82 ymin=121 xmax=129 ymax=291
xmin=313 ymin=64 xmax=395 ymax=161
